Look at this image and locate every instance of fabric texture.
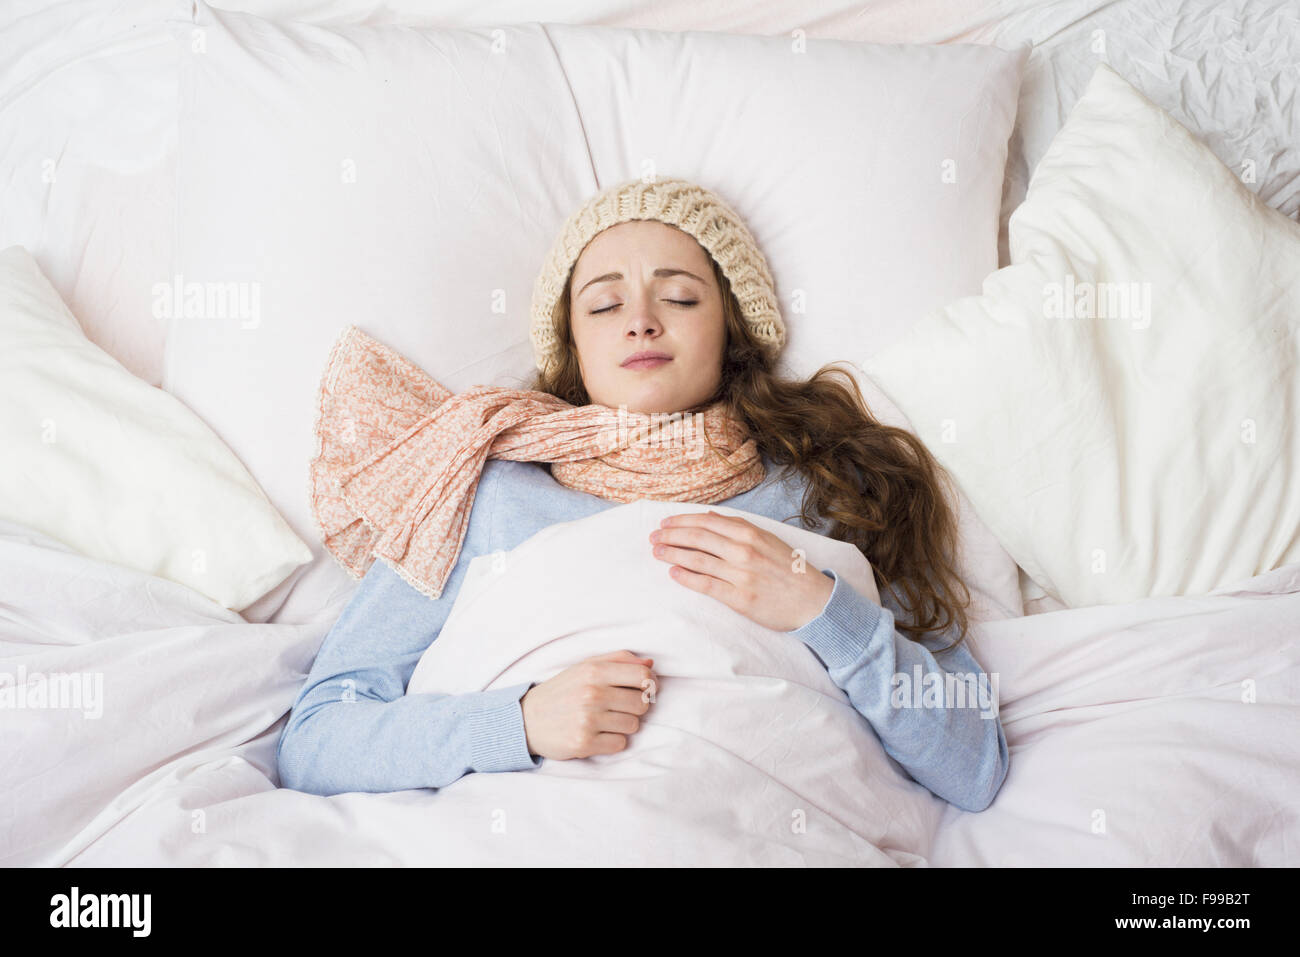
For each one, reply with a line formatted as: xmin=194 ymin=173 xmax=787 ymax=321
xmin=862 ymin=63 xmax=1300 ymax=607
xmin=0 ymin=244 xmax=311 ymax=611
xmin=529 ymin=176 xmax=786 ymax=376
xmin=309 ymin=324 xmax=766 ymax=599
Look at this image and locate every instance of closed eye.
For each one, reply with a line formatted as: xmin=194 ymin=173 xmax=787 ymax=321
xmin=591 ymin=300 xmax=698 ymax=314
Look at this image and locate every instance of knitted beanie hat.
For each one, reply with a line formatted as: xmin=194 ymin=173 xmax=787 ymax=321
xmin=529 ymin=177 xmax=786 ymax=377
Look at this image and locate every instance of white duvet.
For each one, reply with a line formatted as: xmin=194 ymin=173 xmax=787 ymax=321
xmin=5 ymin=507 xmax=1299 ymax=867
xmin=400 ymin=501 xmax=941 ymax=867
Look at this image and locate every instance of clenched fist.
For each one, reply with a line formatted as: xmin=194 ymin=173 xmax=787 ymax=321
xmin=520 ymin=649 xmax=657 ymax=760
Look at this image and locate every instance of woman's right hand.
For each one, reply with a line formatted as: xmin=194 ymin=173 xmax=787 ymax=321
xmin=520 ymin=649 xmax=657 ymax=760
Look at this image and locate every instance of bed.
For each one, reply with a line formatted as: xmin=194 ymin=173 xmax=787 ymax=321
xmin=2 ymin=0 xmax=1297 ymax=867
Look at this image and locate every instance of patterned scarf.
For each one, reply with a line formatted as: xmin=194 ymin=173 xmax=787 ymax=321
xmin=309 ymin=326 xmax=766 ymax=599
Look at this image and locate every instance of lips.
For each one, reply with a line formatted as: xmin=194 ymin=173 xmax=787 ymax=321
xmin=622 ymin=351 xmax=672 ymax=369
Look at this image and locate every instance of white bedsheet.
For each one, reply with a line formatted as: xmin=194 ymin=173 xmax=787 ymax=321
xmin=5 ymin=512 xmax=1296 ymax=867
xmin=0 ymin=520 xmax=330 ymax=868
xmin=932 ymin=562 xmax=1300 ymax=866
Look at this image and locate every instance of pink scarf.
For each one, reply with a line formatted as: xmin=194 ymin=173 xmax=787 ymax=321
xmin=309 ymin=326 xmax=766 ymax=599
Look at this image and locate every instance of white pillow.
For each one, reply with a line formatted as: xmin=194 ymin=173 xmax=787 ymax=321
xmin=862 ymin=63 xmax=1300 ymax=609
xmin=0 ymin=0 xmax=189 ymax=387
xmin=166 ymin=1 xmax=1029 ymax=622
xmin=0 ymin=245 xmax=311 ymax=611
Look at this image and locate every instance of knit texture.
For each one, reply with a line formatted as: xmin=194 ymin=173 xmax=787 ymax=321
xmin=529 ymin=177 xmax=786 ymax=377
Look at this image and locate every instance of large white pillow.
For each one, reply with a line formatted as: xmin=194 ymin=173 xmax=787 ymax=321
xmin=0 ymin=0 xmax=189 ymax=386
xmin=862 ymin=63 xmax=1300 ymax=609
xmin=165 ymin=1 xmax=1028 ymax=622
xmin=0 ymin=245 xmax=311 ymax=611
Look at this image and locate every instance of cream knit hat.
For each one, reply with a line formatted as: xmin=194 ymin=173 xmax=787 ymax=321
xmin=529 ymin=177 xmax=786 ymax=377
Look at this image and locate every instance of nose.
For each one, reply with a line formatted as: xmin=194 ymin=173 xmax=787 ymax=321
xmin=624 ymin=291 xmax=662 ymax=342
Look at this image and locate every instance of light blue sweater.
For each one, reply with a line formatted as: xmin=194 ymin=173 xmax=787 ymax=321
xmin=277 ymin=455 xmax=1009 ymax=812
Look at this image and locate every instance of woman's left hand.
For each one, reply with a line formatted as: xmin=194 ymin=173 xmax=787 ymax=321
xmin=649 ymin=510 xmax=835 ymax=632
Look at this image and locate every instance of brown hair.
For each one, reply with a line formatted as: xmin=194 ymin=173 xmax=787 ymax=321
xmin=526 ymin=251 xmax=972 ymax=651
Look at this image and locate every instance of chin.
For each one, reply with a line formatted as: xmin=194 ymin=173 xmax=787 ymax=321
xmin=600 ymin=385 xmax=698 ymax=416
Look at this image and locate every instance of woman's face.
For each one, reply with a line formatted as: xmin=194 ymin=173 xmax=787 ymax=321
xmin=567 ymin=220 xmax=726 ymax=414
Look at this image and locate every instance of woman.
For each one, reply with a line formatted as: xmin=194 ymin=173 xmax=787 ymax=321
xmin=277 ymin=177 xmax=1009 ymax=813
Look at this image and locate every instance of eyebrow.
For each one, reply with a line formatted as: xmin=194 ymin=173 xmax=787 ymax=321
xmin=575 ymin=267 xmax=708 ymax=298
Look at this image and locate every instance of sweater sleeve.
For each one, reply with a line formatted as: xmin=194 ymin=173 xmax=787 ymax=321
xmin=786 ymin=567 xmax=1009 ymax=812
xmin=275 ymin=559 xmax=542 ymax=796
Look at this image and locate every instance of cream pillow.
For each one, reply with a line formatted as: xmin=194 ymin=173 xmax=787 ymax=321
xmin=862 ymin=64 xmax=1300 ymax=608
xmin=0 ymin=246 xmax=311 ymax=610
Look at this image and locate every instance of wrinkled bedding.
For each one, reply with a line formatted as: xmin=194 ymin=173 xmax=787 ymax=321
xmin=5 ymin=511 xmax=1297 ymax=867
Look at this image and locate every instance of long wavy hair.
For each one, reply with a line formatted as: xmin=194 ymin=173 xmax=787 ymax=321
xmin=526 ymin=247 xmax=973 ymax=651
